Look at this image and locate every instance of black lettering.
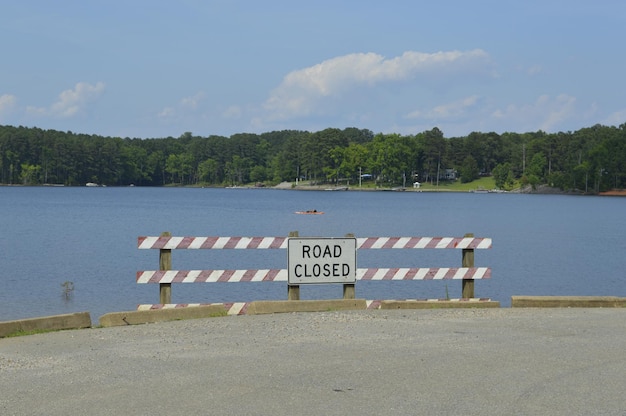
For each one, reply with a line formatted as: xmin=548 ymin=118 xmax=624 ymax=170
xmin=294 ymin=263 xmax=352 ymax=280
xmin=302 ymin=245 xmax=311 ymax=258
xmin=334 ymin=245 xmax=342 ymax=257
xmin=323 ymin=245 xmax=332 ymax=258
xmin=313 ymin=245 xmax=321 ymax=257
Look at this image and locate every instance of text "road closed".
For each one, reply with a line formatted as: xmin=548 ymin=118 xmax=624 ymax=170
xmin=288 ymin=238 xmax=356 ymax=284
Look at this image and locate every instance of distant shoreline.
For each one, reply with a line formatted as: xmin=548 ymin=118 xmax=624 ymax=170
xmin=274 ymin=182 xmax=616 ymax=196
xmin=3 ymin=181 xmax=624 ymax=196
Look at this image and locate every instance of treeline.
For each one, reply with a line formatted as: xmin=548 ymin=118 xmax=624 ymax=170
xmin=1 ymin=123 xmax=626 ymax=192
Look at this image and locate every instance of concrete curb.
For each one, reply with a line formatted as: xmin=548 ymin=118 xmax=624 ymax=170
xmin=0 ymin=312 xmax=92 ymax=338
xmin=8 ymin=296 xmax=624 ymax=333
xmin=246 ymin=299 xmax=366 ymax=315
xmin=380 ymin=300 xmax=500 ymax=309
xmin=99 ymin=298 xmax=503 ymax=326
xmin=99 ymin=300 xmax=367 ymax=327
xmin=511 ymin=296 xmax=626 ymax=308
xmin=99 ymin=304 xmax=229 ymax=327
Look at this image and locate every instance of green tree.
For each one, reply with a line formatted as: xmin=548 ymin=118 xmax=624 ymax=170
xmin=249 ymin=165 xmax=267 ymax=184
xmin=121 ymin=145 xmax=149 ymax=185
xmin=492 ymin=162 xmax=514 ymax=189
xmin=341 ymin=142 xmax=369 ymax=183
xmin=225 ymin=155 xmax=250 ymax=185
xmin=197 ymin=158 xmax=220 ymax=184
xmin=459 ymin=155 xmax=479 ymax=183
xmin=574 ymin=161 xmax=592 ymax=193
xmin=19 ymin=163 xmax=41 ymax=185
xmin=525 ymin=152 xmax=547 ymax=188
xmin=588 ymin=143 xmax=609 ymax=192
xmin=419 ymin=128 xmax=446 ymax=184
xmin=165 ymin=154 xmax=182 ymax=184
xmin=147 ymin=150 xmax=166 ymax=185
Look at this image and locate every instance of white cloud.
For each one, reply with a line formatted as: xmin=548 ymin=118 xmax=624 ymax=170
xmin=221 ymin=105 xmax=242 ymax=119
xmin=158 ymin=107 xmax=176 ymax=119
xmin=603 ymin=108 xmax=626 ymax=126
xmin=263 ymin=49 xmax=492 ymax=120
xmin=0 ymin=94 xmax=17 ymax=120
xmin=491 ymin=94 xmax=577 ymax=132
xmin=158 ymin=92 xmax=205 ymax=120
xmin=180 ymin=92 xmax=205 ymax=110
xmin=406 ymin=95 xmax=481 ymax=121
xmin=27 ymin=82 xmax=105 ymax=118
xmin=527 ymin=64 xmax=542 ymax=76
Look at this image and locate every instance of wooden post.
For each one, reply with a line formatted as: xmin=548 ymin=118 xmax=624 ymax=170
xmin=461 ymin=232 xmax=475 ymax=298
xmin=343 ymin=233 xmax=356 ymax=299
xmin=287 ymin=231 xmax=300 ymax=300
xmin=159 ymin=231 xmax=172 ymax=304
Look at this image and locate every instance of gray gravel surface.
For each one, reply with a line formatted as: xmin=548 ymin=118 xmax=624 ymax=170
xmin=2 ymin=308 xmax=626 ymax=415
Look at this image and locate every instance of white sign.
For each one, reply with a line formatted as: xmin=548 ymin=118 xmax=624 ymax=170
xmin=288 ymin=238 xmax=357 ymax=284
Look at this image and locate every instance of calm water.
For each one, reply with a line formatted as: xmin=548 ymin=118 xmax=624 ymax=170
xmin=1 ymin=186 xmax=625 ymax=321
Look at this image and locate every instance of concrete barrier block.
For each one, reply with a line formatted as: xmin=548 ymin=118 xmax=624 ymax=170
xmin=247 ymin=299 xmax=367 ymax=315
xmin=511 ymin=296 xmax=626 ymax=308
xmin=0 ymin=312 xmax=92 ymax=338
xmin=99 ymin=304 xmax=229 ymax=327
xmin=380 ymin=299 xmax=500 ymax=309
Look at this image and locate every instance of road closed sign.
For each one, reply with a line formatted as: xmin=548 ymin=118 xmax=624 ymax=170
xmin=288 ymin=237 xmax=357 ymax=284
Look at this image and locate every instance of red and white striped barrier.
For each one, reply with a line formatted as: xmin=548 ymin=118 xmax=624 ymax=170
xmin=138 ymin=236 xmax=492 ymax=250
xmin=357 ymin=267 xmax=491 ymax=280
xmin=137 ymin=234 xmax=493 ymax=304
xmin=137 ymin=269 xmax=288 ymax=283
xmin=138 ymin=236 xmax=288 ymax=250
xmin=356 ymin=236 xmax=491 ymax=249
xmin=137 ymin=267 xmax=490 ymax=284
xmin=138 ymin=302 xmax=249 ymax=315
xmin=365 ymin=300 xmax=382 ymax=309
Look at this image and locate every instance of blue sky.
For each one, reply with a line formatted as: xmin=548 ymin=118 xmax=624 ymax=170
xmin=1 ymin=1 xmax=625 ymax=139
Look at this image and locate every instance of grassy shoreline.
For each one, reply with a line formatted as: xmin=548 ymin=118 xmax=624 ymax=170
xmin=289 ymin=176 xmax=498 ymax=192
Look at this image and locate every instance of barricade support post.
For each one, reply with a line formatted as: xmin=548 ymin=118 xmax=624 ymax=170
xmin=461 ymin=232 xmax=475 ymax=298
xmin=158 ymin=231 xmax=173 ymax=304
xmin=287 ymin=231 xmax=300 ymax=300
xmin=343 ymin=233 xmax=356 ymax=300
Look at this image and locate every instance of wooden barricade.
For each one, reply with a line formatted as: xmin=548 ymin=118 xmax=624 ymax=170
xmin=137 ymin=231 xmax=492 ymax=306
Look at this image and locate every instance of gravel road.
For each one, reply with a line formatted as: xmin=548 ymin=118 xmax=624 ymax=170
xmin=2 ymin=308 xmax=626 ymax=415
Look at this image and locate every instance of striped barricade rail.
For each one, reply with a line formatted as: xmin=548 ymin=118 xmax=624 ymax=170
xmin=137 ymin=235 xmax=491 ymax=250
xmin=137 ymin=232 xmax=492 ymax=307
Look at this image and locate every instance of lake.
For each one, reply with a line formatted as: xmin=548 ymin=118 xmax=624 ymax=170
xmin=1 ymin=186 xmax=625 ymax=322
